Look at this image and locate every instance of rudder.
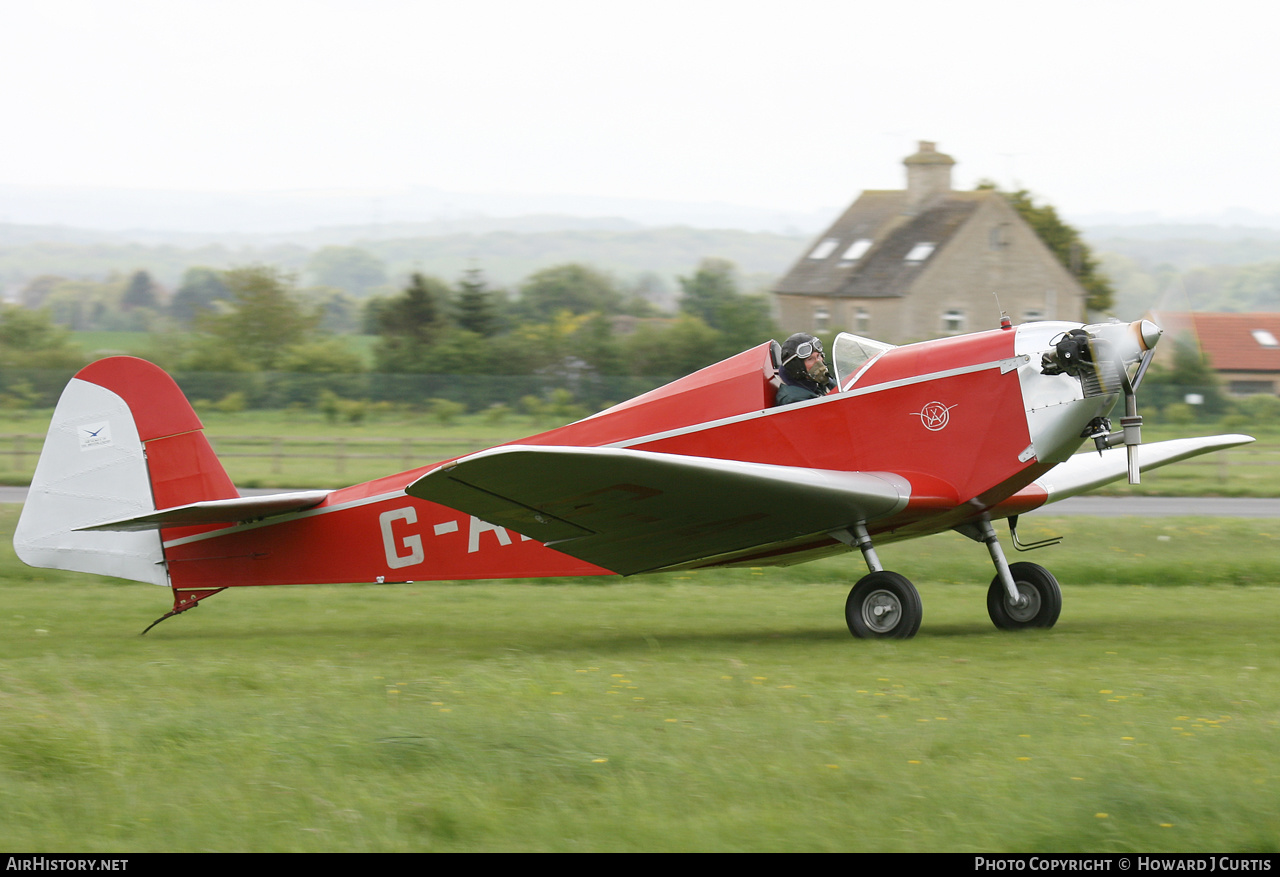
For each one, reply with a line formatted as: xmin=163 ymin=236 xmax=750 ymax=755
xmin=14 ymin=357 xmax=237 ymax=585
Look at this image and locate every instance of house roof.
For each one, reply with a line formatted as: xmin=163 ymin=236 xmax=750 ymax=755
xmin=1152 ymin=311 xmax=1280 ymax=373
xmin=774 ymin=190 xmax=989 ymax=299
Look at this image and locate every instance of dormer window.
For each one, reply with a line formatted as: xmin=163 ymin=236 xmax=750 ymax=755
xmin=1252 ymin=329 xmax=1279 ymax=348
xmin=841 ymin=239 xmax=873 ymax=261
xmin=905 ymin=242 xmax=936 ymax=262
xmin=808 ymin=238 xmax=840 ymax=260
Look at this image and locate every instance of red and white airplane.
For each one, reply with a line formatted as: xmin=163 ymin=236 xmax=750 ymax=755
xmin=14 ymin=317 xmax=1253 ymax=638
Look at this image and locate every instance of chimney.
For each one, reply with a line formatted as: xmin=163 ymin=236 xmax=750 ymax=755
xmin=903 ymin=141 xmax=955 ymax=213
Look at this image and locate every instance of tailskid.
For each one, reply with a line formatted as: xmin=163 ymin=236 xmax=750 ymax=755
xmin=141 ymin=587 xmax=228 ymax=635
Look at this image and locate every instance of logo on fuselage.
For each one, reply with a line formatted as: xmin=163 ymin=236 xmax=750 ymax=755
xmin=912 ymin=401 xmax=956 ymax=431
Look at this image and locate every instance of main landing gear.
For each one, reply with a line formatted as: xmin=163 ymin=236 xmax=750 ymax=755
xmin=836 ymin=518 xmax=1062 ymax=639
xmin=836 ymin=523 xmax=923 ymax=639
xmin=846 ymin=570 xmax=922 ymax=639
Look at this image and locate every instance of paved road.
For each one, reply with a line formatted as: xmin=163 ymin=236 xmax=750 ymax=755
xmin=1030 ymin=496 xmax=1280 ymax=518
xmin=2 ymin=486 xmax=1277 ymax=517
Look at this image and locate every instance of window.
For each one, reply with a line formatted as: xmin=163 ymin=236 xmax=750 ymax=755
xmin=942 ymin=309 xmax=964 ymax=333
xmin=855 ymin=308 xmax=870 ymax=333
xmin=1229 ymin=380 xmax=1276 ymax=395
xmin=1022 ymin=309 xmax=1045 ymax=322
xmin=841 ymin=239 xmax=873 ymax=261
xmin=905 ymin=242 xmax=936 ymax=262
xmin=808 ymin=238 xmax=840 ymax=260
xmin=814 ymin=306 xmax=830 ymax=331
xmin=1251 ymin=329 xmax=1279 ymax=348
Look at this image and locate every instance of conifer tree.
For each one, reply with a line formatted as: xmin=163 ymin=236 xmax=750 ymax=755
xmin=454 ymin=267 xmax=501 ymax=337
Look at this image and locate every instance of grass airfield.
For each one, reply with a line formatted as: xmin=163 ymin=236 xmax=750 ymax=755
xmin=0 ymin=507 xmax=1277 ymax=852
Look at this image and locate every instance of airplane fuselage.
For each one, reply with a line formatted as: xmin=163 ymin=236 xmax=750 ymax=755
xmin=159 ymin=321 xmax=1124 ymax=589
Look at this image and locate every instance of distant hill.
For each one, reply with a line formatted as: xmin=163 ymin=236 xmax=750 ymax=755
xmin=0 ymin=220 xmax=811 ymax=297
xmin=1083 ymin=224 xmax=1280 ymax=270
xmin=0 ymin=183 xmax=834 ymax=237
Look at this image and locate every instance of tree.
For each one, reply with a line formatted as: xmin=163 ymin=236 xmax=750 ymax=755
xmin=190 ymin=266 xmax=320 ymax=371
xmin=378 ymin=273 xmax=449 ymax=342
xmin=19 ymin=275 xmax=66 ymax=309
xmin=678 ymin=258 xmax=777 ymax=359
xmin=372 ymin=273 xmax=452 ymax=373
xmin=0 ymin=305 xmax=85 ymax=370
xmin=1218 ymin=262 xmax=1280 ymax=312
xmin=170 ymin=267 xmax=231 ymax=325
xmin=42 ymin=279 xmax=115 ymax=331
xmin=0 ymin=305 xmax=87 ymax=407
xmin=307 ymin=246 xmax=388 ymax=297
xmin=454 ymin=267 xmax=502 ymax=337
xmin=518 ymin=263 xmax=622 ymax=321
xmin=622 ymin=313 xmax=722 ymax=376
xmin=121 ymin=270 xmax=162 ymax=310
xmin=299 ymin=286 xmax=363 ymax=333
xmin=978 ymin=183 xmax=1115 ymax=313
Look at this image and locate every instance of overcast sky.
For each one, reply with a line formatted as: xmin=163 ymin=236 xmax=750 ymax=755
xmin=2 ymin=0 xmax=1275 ymax=224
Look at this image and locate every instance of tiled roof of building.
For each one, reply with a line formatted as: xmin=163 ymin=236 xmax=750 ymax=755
xmin=1153 ymin=311 xmax=1280 ymax=372
xmin=774 ymin=191 xmax=988 ymax=299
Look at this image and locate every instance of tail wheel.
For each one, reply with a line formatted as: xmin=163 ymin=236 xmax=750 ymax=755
xmin=987 ymin=562 xmax=1062 ymax=630
xmin=846 ymin=571 xmax=922 ymax=639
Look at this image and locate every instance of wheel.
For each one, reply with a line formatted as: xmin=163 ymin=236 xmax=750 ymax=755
xmin=845 ymin=571 xmax=922 ymax=639
xmin=987 ymin=562 xmax=1062 ymax=630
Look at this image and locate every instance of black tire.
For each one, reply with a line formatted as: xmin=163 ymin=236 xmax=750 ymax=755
xmin=845 ymin=571 xmax=922 ymax=639
xmin=987 ymin=562 xmax=1062 ymax=630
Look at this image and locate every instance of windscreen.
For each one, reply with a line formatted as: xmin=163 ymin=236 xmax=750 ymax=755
xmin=832 ymin=332 xmax=895 ymax=387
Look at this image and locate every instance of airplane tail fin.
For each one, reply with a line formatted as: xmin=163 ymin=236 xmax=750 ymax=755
xmin=14 ymin=357 xmax=238 ymax=585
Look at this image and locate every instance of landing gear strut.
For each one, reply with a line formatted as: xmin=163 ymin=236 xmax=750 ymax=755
xmin=836 ymin=517 xmax=1062 ymax=639
xmin=836 ymin=523 xmax=922 ymax=639
xmin=957 ymin=517 xmax=1062 ymax=631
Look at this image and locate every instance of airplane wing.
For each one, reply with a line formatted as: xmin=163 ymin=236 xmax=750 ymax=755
xmin=406 ymin=446 xmax=912 ymax=575
xmin=78 ymin=490 xmax=332 ymax=532
xmin=1033 ymin=434 xmax=1255 ymax=503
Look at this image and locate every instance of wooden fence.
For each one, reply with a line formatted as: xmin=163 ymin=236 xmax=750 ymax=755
xmin=1 ymin=434 xmax=492 ymax=480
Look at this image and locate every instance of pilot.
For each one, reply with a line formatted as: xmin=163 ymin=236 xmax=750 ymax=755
xmin=775 ymin=332 xmax=837 ymax=406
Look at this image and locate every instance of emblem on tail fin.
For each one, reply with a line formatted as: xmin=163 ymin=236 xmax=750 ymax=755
xmin=78 ymin=422 xmax=113 ymax=450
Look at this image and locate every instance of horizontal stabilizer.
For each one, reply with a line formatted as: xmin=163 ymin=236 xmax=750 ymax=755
xmin=407 ymin=445 xmax=912 ymax=575
xmin=78 ymin=490 xmax=331 ymax=532
xmin=1034 ymin=434 xmax=1255 ymax=503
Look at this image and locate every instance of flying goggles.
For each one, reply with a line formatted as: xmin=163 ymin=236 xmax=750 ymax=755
xmin=783 ymin=338 xmax=823 ymax=365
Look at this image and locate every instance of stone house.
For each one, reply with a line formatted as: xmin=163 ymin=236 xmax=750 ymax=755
xmin=773 ymin=142 xmax=1090 ymax=343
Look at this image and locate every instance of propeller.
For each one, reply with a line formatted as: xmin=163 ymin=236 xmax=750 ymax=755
xmin=1042 ymin=319 xmax=1163 ymax=484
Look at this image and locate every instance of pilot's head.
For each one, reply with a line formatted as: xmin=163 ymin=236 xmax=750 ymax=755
xmin=781 ymin=332 xmax=829 ymax=385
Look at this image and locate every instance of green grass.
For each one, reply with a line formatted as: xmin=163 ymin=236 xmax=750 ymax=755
xmin=4 ymin=409 xmax=1280 ymax=492
xmin=1 ymin=507 xmax=1277 ymax=852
